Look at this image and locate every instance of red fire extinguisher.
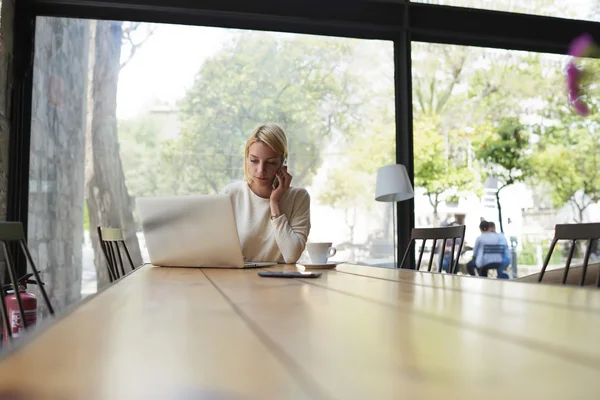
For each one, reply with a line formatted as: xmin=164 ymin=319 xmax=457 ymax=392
xmin=2 ymin=274 xmax=41 ymax=344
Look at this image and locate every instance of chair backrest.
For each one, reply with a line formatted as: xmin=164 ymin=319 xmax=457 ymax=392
xmin=0 ymin=222 xmax=25 ymax=241
xmin=0 ymin=222 xmax=55 ymax=342
xmin=399 ymin=225 xmax=466 ymax=273
xmin=482 ymin=244 xmax=505 ymax=255
xmin=97 ymin=227 xmax=136 ymax=283
xmin=538 ymin=223 xmax=600 ymax=287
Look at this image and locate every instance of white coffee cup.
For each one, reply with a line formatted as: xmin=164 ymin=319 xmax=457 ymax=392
xmin=307 ymin=242 xmax=337 ymax=264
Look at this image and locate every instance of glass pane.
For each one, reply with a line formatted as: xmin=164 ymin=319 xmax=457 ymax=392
xmin=412 ymin=0 xmax=600 ymax=21
xmin=412 ymin=40 xmax=600 ymax=277
xmin=29 ymin=16 xmax=396 ymax=315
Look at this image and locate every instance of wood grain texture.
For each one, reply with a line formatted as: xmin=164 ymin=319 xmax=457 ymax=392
xmin=0 ymin=266 xmax=313 ymax=400
xmin=332 ymin=263 xmax=600 ymax=312
xmin=0 ymin=264 xmax=599 ymax=399
xmin=206 ymin=266 xmax=600 ymax=399
xmin=287 ymin=264 xmax=600 ymax=366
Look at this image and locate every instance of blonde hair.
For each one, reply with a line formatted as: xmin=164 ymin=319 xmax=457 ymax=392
xmin=244 ymin=124 xmax=288 ymax=183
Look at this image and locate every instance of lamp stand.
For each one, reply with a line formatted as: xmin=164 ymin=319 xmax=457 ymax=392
xmin=393 ymin=202 xmax=397 ymax=269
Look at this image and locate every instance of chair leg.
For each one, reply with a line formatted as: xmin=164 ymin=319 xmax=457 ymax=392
xmin=453 ymin=238 xmax=465 ymax=274
xmin=0 ymin=242 xmax=14 ymax=341
xmin=581 ymin=239 xmax=594 ymax=287
xmin=0 ymin=284 xmax=11 ymax=343
xmin=98 ymin=227 xmax=116 ymax=283
xmin=115 ymin=243 xmax=126 ymax=277
xmin=399 ymin=240 xmax=415 ymax=270
xmin=106 ymin=243 xmax=117 ymax=281
xmin=1 ymin=243 xmax=28 ymax=330
xmin=538 ymin=238 xmax=558 ymax=283
xmin=19 ymin=240 xmax=54 ymax=315
xmin=449 ymin=239 xmax=456 ymax=274
xmin=104 ymin=244 xmax=117 ymax=283
xmin=562 ymin=240 xmax=577 ymax=285
xmin=416 ymin=240 xmax=425 ymax=271
xmin=427 ymin=239 xmax=437 ymax=272
xmin=122 ymin=242 xmax=136 ymax=272
xmin=437 ymin=239 xmax=447 ymax=273
xmin=107 ymin=243 xmax=121 ymax=280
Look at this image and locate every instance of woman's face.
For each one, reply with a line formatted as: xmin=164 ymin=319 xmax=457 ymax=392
xmin=247 ymin=141 xmax=282 ymax=187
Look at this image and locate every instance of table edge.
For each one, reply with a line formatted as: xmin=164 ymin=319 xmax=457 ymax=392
xmin=0 ymin=263 xmax=148 ymax=360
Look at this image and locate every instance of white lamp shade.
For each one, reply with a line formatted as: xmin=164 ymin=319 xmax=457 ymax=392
xmin=375 ymin=164 xmax=414 ymax=202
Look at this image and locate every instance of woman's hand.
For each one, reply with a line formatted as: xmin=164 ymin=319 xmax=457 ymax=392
xmin=270 ymin=166 xmax=292 ymax=210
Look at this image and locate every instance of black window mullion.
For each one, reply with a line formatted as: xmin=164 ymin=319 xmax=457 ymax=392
xmin=394 ymin=10 xmax=415 ymax=269
xmin=6 ymin=4 xmax=36 ymax=279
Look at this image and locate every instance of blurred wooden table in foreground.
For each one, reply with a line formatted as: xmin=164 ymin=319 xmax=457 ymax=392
xmin=0 ymin=263 xmax=599 ymax=399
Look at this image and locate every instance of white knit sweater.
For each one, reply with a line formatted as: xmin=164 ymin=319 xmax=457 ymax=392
xmin=221 ymin=181 xmax=311 ymax=263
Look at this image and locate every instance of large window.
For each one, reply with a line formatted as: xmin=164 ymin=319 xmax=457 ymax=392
xmin=413 ymin=0 xmax=600 ymax=21
xmin=411 ymin=41 xmax=600 ymax=276
xmin=28 ymin=17 xmax=395 ymax=311
xmin=23 ymin=3 xmax=600 ymax=317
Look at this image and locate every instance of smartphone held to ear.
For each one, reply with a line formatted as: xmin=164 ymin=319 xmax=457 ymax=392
xmin=272 ymin=158 xmax=288 ymax=190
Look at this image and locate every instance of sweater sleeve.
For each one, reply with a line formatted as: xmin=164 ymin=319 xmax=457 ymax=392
xmin=220 ymin=183 xmax=232 ymax=195
xmin=271 ymin=189 xmax=311 ymax=263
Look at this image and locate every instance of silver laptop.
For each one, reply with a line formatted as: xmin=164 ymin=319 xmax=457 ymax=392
xmin=136 ymin=194 xmax=276 ymax=268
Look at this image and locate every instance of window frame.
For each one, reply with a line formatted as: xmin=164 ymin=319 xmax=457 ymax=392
xmin=8 ymin=0 xmax=600 ymax=271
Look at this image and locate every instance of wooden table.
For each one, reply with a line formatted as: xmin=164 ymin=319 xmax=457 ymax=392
xmin=0 ymin=263 xmax=599 ymax=399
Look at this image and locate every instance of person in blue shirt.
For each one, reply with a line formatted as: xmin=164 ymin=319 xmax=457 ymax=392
xmin=466 ymin=221 xmax=490 ymax=276
xmin=488 ymin=222 xmax=511 ymax=278
xmin=466 ymin=220 xmax=510 ymax=279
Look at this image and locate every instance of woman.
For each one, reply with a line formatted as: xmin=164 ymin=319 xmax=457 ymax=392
xmin=222 ymin=124 xmax=311 ymax=263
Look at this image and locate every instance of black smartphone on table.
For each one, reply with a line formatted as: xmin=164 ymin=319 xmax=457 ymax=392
xmin=258 ymin=271 xmax=322 ymax=278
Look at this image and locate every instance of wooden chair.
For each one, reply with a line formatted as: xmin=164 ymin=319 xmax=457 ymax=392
xmin=478 ymin=244 xmax=508 ymax=279
xmin=0 ymin=222 xmax=55 ymax=342
xmin=399 ymin=225 xmax=466 ymax=273
xmin=537 ymin=223 xmax=600 ymax=287
xmin=97 ymin=227 xmax=136 ymax=283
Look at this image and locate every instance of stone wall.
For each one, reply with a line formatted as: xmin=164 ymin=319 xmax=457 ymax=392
xmin=0 ymin=0 xmax=14 ymax=221
xmin=28 ymin=17 xmax=89 ymax=314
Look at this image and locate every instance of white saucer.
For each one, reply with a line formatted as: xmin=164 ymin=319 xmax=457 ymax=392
xmin=300 ymin=262 xmax=342 ymax=269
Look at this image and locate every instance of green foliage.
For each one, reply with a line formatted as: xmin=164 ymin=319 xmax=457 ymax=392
xmin=529 ymin=56 xmax=600 ymax=221
xmin=318 ymin=167 xmax=372 ymax=211
xmin=445 ymin=194 xmax=459 ymax=205
xmin=413 ymin=115 xmax=478 ymax=214
xmin=473 ymin=117 xmax=532 ymax=187
xmin=519 ymin=240 xmax=562 ymax=266
xmin=112 ymin=25 xmax=600 ymax=235
xmin=118 ymin=112 xmax=168 ymax=197
xmin=531 ymin=129 xmax=600 ymax=221
xmin=412 ymin=44 xmax=470 ymax=118
xmin=163 ymin=32 xmax=366 ymax=194
xmin=344 ymin=108 xmax=395 ymax=176
xmin=318 ymin=94 xmax=394 ymax=216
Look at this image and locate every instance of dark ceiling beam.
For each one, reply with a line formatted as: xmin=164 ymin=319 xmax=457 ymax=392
xmin=27 ymin=0 xmax=600 ymax=55
xmin=29 ymin=0 xmax=405 ymax=40
xmin=409 ymin=3 xmax=600 ymax=55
